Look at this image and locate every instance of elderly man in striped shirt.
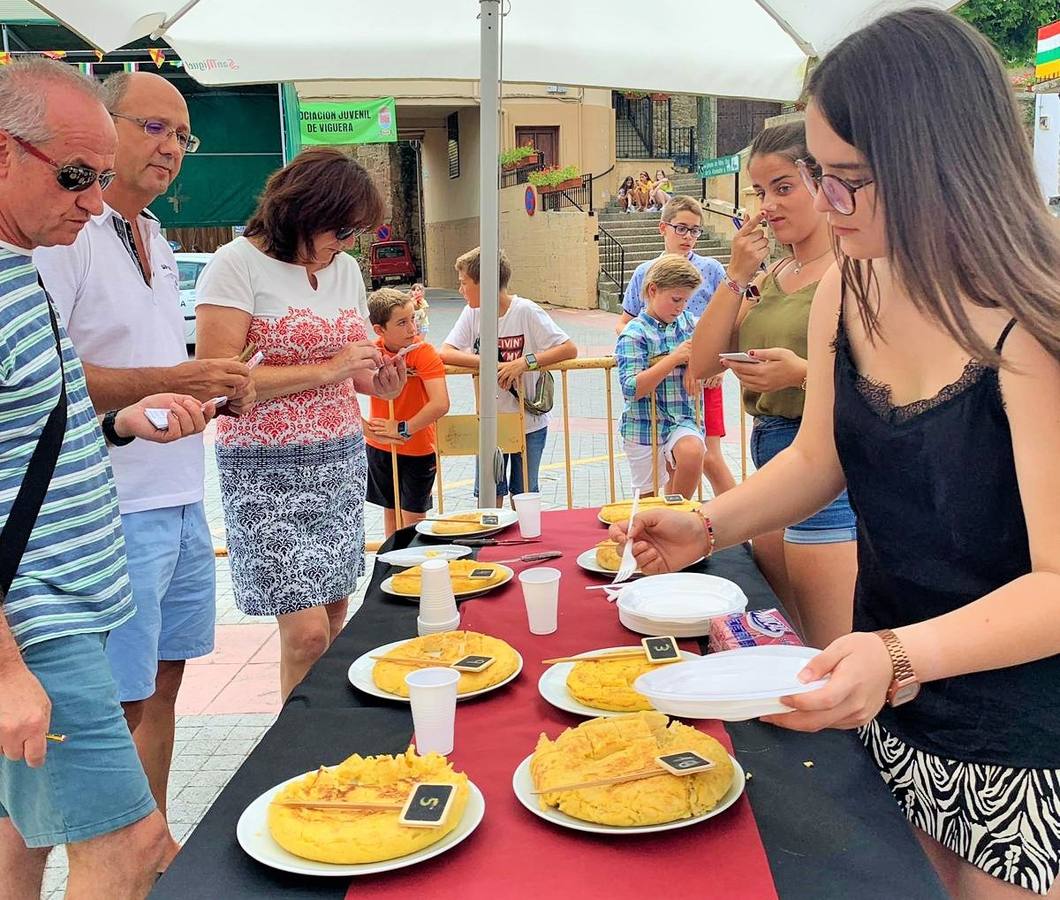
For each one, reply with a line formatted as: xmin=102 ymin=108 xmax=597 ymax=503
xmin=0 ymin=59 xmax=210 ymax=899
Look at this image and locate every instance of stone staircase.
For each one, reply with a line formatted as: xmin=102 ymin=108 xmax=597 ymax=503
xmin=596 ymin=173 xmax=732 ymax=313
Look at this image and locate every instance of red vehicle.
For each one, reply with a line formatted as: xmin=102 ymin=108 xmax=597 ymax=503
xmin=369 ymin=240 xmax=417 ymax=290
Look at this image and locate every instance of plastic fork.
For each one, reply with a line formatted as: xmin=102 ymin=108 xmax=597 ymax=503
xmin=611 ymin=489 xmax=640 ymax=585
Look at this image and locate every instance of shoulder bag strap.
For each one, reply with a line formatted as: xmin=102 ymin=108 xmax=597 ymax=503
xmin=0 ymin=287 xmax=68 ymax=601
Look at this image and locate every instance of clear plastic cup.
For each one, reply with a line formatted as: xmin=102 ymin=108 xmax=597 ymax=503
xmin=405 ymin=667 xmax=460 ymax=755
xmin=512 ymin=492 xmax=542 ymax=538
xmin=518 ymin=566 xmax=560 ymax=634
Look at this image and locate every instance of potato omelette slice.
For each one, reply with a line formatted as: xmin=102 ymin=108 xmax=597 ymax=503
xmin=372 ymin=630 xmax=520 ymax=696
xmin=598 ymin=497 xmax=700 ymax=524
xmin=529 ymin=712 xmax=734 ymax=827
xmin=267 ymin=749 xmax=470 ymax=864
xmin=390 ymin=560 xmax=508 ymax=596
xmin=566 ymin=652 xmax=684 ymax=712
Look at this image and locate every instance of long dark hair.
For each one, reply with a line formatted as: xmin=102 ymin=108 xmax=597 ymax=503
xmin=245 ymin=147 xmax=384 ymax=264
xmin=621 ymin=176 xmax=635 ymax=190
xmin=808 ymin=7 xmax=1060 ymax=364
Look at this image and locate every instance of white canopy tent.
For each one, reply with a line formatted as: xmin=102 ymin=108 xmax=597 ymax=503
xmin=32 ymin=0 xmax=960 ymax=502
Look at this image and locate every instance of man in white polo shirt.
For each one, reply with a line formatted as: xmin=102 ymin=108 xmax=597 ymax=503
xmin=34 ymin=70 xmax=254 ymax=867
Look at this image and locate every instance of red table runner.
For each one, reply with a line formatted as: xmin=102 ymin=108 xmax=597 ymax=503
xmin=347 ymin=508 xmax=777 ymax=899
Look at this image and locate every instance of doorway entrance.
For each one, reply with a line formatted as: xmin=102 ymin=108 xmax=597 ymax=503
xmin=515 ymin=126 xmax=560 ymax=167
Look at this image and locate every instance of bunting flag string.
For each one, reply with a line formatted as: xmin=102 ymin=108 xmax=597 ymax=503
xmin=1 ymin=50 xmax=185 ymax=71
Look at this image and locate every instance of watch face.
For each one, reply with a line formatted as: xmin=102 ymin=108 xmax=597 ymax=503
xmin=891 ymin=682 xmax=920 ymax=706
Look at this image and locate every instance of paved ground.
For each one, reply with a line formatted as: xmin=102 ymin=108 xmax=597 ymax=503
xmin=41 ymin=291 xmax=751 ymax=897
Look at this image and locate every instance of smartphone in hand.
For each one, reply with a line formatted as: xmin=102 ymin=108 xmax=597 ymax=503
xmin=718 ymin=352 xmax=761 ymax=364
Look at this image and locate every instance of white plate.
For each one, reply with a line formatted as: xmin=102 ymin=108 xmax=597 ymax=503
xmin=512 ymin=752 xmax=745 ymax=835
xmin=635 ymin=645 xmax=825 ymax=702
xmin=376 ymin=545 xmax=473 ymax=567
xmin=381 ymin=564 xmax=514 ymax=601
xmin=642 ymin=693 xmax=798 ymax=721
xmin=414 ymin=508 xmax=518 ymax=539
xmin=618 ymin=609 xmax=713 ymax=638
xmin=575 ymin=548 xmax=642 ymax=578
xmin=616 ymin=574 xmax=747 ymax=623
xmin=236 ymin=772 xmax=485 ymax=877
xmin=347 ymin=638 xmax=523 ymax=703
xmin=537 ymin=646 xmax=701 ymax=718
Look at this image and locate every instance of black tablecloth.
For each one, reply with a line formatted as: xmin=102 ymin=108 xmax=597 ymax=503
xmin=153 ymin=525 xmax=945 ymax=900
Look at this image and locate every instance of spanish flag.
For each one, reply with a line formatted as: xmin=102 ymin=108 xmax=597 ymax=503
xmin=42 ymin=50 xmax=67 ymax=60
xmin=0 ymin=53 xmax=11 ymax=66
xmin=94 ymin=50 xmax=104 ymax=63
xmin=1036 ymin=21 xmax=1060 ymax=82
xmin=149 ymin=48 xmax=165 ymax=68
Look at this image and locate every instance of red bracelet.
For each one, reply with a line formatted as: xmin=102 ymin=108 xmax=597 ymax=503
xmin=699 ymin=513 xmax=716 ymax=558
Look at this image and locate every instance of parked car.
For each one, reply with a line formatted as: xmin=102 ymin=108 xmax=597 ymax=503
xmin=369 ymin=240 xmax=417 ymax=290
xmin=175 ymin=252 xmax=213 ymax=351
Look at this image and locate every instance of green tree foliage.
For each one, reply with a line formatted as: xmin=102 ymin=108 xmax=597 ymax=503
xmin=957 ymin=0 xmax=1060 ymax=65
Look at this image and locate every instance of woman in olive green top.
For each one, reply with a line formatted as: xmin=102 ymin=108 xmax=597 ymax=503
xmin=689 ymin=122 xmax=857 ymax=648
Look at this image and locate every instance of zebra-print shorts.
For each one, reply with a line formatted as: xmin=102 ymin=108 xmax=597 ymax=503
xmin=860 ymin=719 xmax=1060 ymax=895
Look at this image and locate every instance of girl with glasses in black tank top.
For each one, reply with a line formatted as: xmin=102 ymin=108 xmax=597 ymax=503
xmin=611 ymin=9 xmax=1060 ymax=897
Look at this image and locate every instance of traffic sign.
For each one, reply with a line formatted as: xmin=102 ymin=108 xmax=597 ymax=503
xmin=376 ymin=224 xmax=392 ymax=241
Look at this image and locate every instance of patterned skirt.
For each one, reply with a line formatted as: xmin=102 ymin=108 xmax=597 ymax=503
xmin=216 ymin=434 xmax=368 ymax=616
xmin=860 ymin=719 xmax=1060 ymax=894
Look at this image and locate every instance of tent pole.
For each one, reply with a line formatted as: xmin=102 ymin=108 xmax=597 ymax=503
xmin=477 ymin=0 xmax=501 ymax=508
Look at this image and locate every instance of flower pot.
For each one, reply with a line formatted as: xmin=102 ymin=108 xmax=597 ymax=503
xmin=537 ymin=177 xmax=581 ymax=193
xmin=649 ymin=93 xmax=670 ymax=101
xmin=515 ymin=152 xmax=542 ymax=168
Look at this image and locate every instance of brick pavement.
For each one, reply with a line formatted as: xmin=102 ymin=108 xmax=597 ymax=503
xmin=41 ymin=292 xmax=753 ymax=898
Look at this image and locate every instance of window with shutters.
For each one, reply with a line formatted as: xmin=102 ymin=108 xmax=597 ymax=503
xmin=447 ymin=112 xmax=460 ymax=179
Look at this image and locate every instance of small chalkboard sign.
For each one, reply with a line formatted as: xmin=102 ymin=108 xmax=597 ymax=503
xmin=641 ymin=636 xmax=681 ymax=663
xmin=655 ymin=751 xmax=716 ymax=776
xmin=480 ymin=514 xmax=500 ymax=526
xmin=451 ymin=655 xmax=494 ymax=672
xmin=468 ymin=567 xmax=496 ymax=579
xmin=398 ymin=783 xmax=457 ymax=828
xmin=663 ymin=494 xmax=685 ymax=504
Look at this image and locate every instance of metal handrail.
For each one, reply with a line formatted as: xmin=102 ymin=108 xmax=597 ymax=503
xmin=596 ymin=223 xmax=626 ymax=298
xmin=538 ymin=173 xmax=593 ymax=214
xmin=216 ymin=356 xmax=750 ymax=554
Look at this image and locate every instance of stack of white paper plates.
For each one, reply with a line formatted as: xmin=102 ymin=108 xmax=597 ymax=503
xmin=615 ymin=573 xmax=747 ymax=637
xmin=633 ymin=645 xmax=826 ymax=720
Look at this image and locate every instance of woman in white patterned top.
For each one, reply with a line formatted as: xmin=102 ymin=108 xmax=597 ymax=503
xmin=195 ymin=149 xmax=405 ymax=699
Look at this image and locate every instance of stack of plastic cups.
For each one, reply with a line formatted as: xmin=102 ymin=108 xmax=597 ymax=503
xmin=417 ymin=558 xmax=460 ymax=636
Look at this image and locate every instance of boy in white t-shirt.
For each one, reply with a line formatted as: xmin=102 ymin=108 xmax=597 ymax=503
xmin=440 ymin=247 xmax=577 ymax=506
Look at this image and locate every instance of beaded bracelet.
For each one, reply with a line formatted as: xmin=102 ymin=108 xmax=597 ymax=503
xmin=699 ymin=513 xmax=716 ymax=558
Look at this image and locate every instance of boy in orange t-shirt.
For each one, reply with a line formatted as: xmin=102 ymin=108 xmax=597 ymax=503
xmin=365 ymin=289 xmax=451 ymax=536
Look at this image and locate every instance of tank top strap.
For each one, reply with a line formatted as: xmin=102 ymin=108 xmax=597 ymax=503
xmin=994 ymin=318 xmax=1018 ymax=353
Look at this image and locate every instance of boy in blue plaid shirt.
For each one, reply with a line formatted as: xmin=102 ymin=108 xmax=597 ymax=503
xmin=616 ymin=254 xmax=705 ymax=498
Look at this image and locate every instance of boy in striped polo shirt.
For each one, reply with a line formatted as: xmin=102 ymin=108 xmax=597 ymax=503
xmin=0 ymin=59 xmax=210 ymax=897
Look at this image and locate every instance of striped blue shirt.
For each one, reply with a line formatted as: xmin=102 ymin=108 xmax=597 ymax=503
xmin=616 ymin=309 xmax=700 ymax=445
xmin=0 ymin=246 xmax=133 ymax=650
xmin=622 ymin=251 xmax=726 ymax=320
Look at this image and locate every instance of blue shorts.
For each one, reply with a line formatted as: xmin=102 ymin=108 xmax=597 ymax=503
xmin=474 ymin=426 xmax=548 ymax=499
xmin=111 ymin=502 xmax=216 ymax=702
xmin=0 ymin=633 xmax=155 ymax=847
xmin=750 ymin=416 xmax=857 ymax=544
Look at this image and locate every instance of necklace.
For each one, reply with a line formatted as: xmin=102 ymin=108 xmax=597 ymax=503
xmin=791 ymin=248 xmax=832 ymax=275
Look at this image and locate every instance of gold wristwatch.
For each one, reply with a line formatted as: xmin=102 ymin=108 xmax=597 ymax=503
xmin=875 ymin=628 xmax=920 ymax=707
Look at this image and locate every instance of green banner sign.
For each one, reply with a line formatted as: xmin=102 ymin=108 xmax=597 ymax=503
xmin=299 ymin=98 xmax=397 ymax=146
xmin=698 ymin=154 xmax=741 ymax=179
